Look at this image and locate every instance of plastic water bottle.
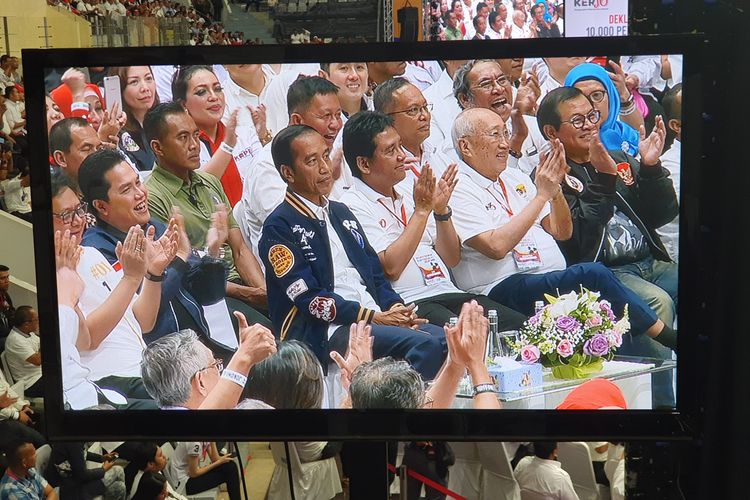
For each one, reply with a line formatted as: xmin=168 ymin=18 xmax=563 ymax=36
xmin=487 ymin=310 xmax=500 ymax=359
xmin=534 ymin=301 xmax=545 ymax=314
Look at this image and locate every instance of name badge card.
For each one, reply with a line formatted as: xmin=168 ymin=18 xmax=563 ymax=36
xmin=414 ymin=251 xmax=451 ymax=285
xmin=512 ymin=235 xmax=543 ymax=271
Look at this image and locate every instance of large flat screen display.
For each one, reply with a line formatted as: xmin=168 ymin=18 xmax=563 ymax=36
xmin=25 ymin=37 xmax=700 ymax=440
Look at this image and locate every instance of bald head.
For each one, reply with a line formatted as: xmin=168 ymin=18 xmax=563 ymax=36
xmin=513 ymin=9 xmax=524 ymax=26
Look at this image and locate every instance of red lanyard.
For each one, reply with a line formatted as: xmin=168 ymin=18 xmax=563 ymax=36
xmin=485 ymin=179 xmax=514 ymax=216
xmin=378 ymin=199 xmax=408 ymax=226
xmin=409 ymin=165 xmax=421 ymax=177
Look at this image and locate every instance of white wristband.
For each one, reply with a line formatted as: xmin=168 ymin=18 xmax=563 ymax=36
xmin=221 ymin=368 xmax=247 ymax=388
xmin=219 ymin=141 xmax=234 ymax=155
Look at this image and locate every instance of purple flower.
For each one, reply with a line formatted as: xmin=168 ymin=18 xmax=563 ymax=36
xmin=556 ymin=339 xmax=574 ymax=358
xmin=520 ymin=344 xmax=540 ymax=364
xmin=528 ymin=313 xmax=541 ymax=326
xmin=599 ymin=301 xmax=615 ymax=321
xmin=555 ymin=315 xmax=581 ymax=333
xmin=583 ymin=334 xmax=610 ymax=357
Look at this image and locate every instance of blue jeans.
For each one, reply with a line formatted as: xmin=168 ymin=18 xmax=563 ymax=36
xmin=331 ymin=324 xmax=447 ymax=381
xmin=610 ymin=256 xmax=677 ymax=327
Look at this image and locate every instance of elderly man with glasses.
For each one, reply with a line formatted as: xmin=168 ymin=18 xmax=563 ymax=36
xmin=447 ymin=108 xmax=677 ymax=368
xmin=537 ymin=86 xmax=678 ymax=408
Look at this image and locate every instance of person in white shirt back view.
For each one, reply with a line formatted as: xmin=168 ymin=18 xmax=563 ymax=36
xmin=515 ymin=441 xmax=580 ymax=500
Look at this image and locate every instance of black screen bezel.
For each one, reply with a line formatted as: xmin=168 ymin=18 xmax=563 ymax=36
xmin=25 ymin=35 xmax=703 ymax=441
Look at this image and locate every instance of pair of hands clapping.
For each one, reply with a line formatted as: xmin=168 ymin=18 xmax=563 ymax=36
xmin=410 ymin=163 xmax=459 ymax=216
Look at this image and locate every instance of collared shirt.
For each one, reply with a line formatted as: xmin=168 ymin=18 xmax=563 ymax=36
xmin=4 ymin=327 xmax=41 ymax=388
xmin=423 ymin=69 xmax=462 ymax=144
xmin=657 ymin=139 xmax=680 ymax=262
xmin=146 ymin=166 xmax=241 ymax=282
xmin=296 ymin=194 xmax=380 ymax=339
xmin=444 ymin=26 xmax=463 ymax=40
xmin=487 ymin=27 xmax=504 ymax=40
xmin=514 ymin=456 xmax=580 ymax=500
xmin=58 ymin=305 xmax=99 ymax=410
xmin=403 ymin=61 xmax=443 ymax=91
xmin=511 ymin=23 xmax=532 ymax=39
xmin=397 ymin=139 xmax=441 ymax=201
xmin=342 ymin=179 xmax=457 ymax=302
xmin=1 ymin=177 xmax=31 ymax=214
xmin=3 ymin=100 xmax=24 ymax=134
xmin=0 ymin=370 xmax=28 ymax=421
xmin=450 ymin=160 xmax=564 ymax=294
xmin=221 ymin=72 xmax=271 ymax=123
xmin=77 ymin=246 xmax=146 ymax=380
xmin=197 ymin=121 xmax=244 ymax=207
xmin=0 ymin=468 xmax=48 ymax=500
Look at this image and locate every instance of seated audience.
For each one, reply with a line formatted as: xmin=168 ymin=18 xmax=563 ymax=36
xmin=340 ymin=111 xmax=526 ymax=328
xmin=0 ymin=441 xmax=56 ymax=499
xmin=171 ymin=65 xmax=266 ymax=204
xmin=234 ymin=76 xmax=348 ymax=256
xmin=447 ymin=108 xmax=676 ymax=351
xmin=537 ymin=87 xmax=677 ymax=406
xmin=126 ymin=442 xmax=186 ymax=500
xmin=0 ymin=265 xmax=12 ymax=339
xmin=46 ymin=442 xmax=126 ymax=499
xmin=0 ymin=371 xmax=44 ymax=449
xmin=259 ymin=125 xmax=446 ymax=380
xmin=49 ymin=117 xmax=104 ymax=186
xmin=514 ymin=441 xmax=579 ymax=500
xmin=143 ymin=102 xmax=271 ymax=330
xmin=77 ymin=149 xmax=237 ymax=353
xmin=108 ymin=66 xmax=160 ymax=172
xmin=140 ymin=317 xmax=276 ymax=409
xmin=167 ymin=442 xmax=240 ymax=499
xmin=4 ymin=306 xmax=42 ymax=397
xmin=657 ymin=84 xmax=682 ymax=263
xmin=0 ymin=157 xmax=31 ymax=222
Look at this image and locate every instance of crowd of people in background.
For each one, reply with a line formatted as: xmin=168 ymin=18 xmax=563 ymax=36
xmin=428 ymin=0 xmax=564 ymax=41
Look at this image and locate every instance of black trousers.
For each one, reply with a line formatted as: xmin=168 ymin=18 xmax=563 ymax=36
xmin=401 ymin=443 xmax=449 ymax=500
xmin=413 ymin=292 xmax=527 ymax=330
xmin=185 ymin=460 xmax=241 ymax=500
xmin=24 ymin=377 xmax=44 ymax=398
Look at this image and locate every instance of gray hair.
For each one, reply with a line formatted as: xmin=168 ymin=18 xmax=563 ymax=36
xmin=350 ymin=357 xmax=424 ymax=409
xmin=141 ymin=330 xmax=211 ymax=408
xmin=244 ymin=340 xmax=324 ymax=410
xmin=451 ymin=108 xmax=480 ymax=156
xmin=452 ymin=59 xmax=501 ymax=110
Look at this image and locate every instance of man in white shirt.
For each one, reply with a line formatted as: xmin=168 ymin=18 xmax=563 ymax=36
xmin=373 ymin=78 xmax=441 ymax=199
xmin=234 ymin=76 xmax=347 ymax=256
xmin=4 ymin=307 xmax=42 ymax=397
xmin=423 ymin=59 xmax=466 ymax=144
xmin=3 ymin=86 xmax=25 ymax=137
xmin=448 ymin=108 xmax=671 ymax=345
xmin=515 ymin=442 xmax=580 ymax=500
xmin=487 ymin=10 xmax=510 ymax=39
xmin=510 ymin=9 xmax=531 ymax=39
xmin=340 ymin=111 xmax=526 ymax=329
xmin=657 ymin=84 xmax=681 ymax=262
xmin=221 ymin=64 xmax=271 ymax=125
xmin=0 ymin=370 xmax=44 ymax=447
xmin=402 ymin=61 xmax=443 ymax=92
xmin=259 ymin=126 xmax=447 ymax=380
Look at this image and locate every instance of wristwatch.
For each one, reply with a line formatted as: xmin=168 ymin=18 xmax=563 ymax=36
xmin=433 ymin=206 xmax=453 ymax=222
xmin=472 ymin=383 xmax=497 ymax=396
xmin=508 ymin=148 xmax=522 ymax=159
xmin=145 ymin=272 xmax=165 ymax=282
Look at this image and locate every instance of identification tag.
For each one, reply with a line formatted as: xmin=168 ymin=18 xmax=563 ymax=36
xmin=414 ymin=251 xmax=451 ymax=285
xmin=512 ymin=234 xmax=543 ymax=271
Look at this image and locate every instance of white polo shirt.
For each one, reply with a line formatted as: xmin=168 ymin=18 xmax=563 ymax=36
xmin=220 ymin=72 xmax=271 ymax=123
xmin=77 ymin=247 xmax=146 ymax=380
xmin=236 ymin=142 xmax=287 ymax=257
xmin=403 ymin=61 xmax=443 ymax=91
xmin=58 ymin=305 xmax=99 ymax=410
xmin=4 ymin=328 xmax=41 ymax=387
xmin=1 ymin=177 xmax=31 ymax=214
xmin=514 ymin=456 xmax=580 ymax=500
xmin=341 ymin=179 xmax=457 ymax=303
xmin=297 ymin=195 xmax=380 ymax=339
xmin=657 ymin=139 xmax=680 ymax=262
xmin=423 ymin=69 xmax=462 ymax=145
xmin=450 ymin=161 xmax=565 ymax=295
xmin=263 ymin=66 xmax=322 ymax=140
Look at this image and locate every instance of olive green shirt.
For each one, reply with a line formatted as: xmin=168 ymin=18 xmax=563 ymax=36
xmin=145 ymin=166 xmax=241 ymax=283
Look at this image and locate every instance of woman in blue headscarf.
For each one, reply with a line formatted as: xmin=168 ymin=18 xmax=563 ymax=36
xmin=564 ymin=62 xmax=644 ymax=156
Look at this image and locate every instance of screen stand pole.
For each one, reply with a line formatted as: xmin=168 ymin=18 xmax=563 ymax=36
xmin=348 ymin=441 xmax=391 ymax=498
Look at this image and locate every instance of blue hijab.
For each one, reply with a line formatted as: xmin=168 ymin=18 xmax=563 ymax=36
xmin=564 ymin=63 xmax=639 ymax=156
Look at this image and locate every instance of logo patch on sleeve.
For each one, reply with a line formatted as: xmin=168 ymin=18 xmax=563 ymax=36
xmin=309 ymin=296 xmax=337 ymax=322
xmin=268 ymin=244 xmax=295 ymax=277
xmin=286 ymin=278 xmax=308 ymax=301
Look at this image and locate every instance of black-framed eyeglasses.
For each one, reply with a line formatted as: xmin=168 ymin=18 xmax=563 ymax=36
xmin=387 ymin=103 xmax=433 ymax=117
xmin=471 ymin=75 xmax=510 ymax=92
xmin=560 ymin=109 xmax=601 ymax=130
xmin=587 ymin=89 xmax=607 ymax=103
xmin=52 ymin=202 xmax=88 ymax=225
xmin=192 ymin=358 xmax=223 ymax=380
